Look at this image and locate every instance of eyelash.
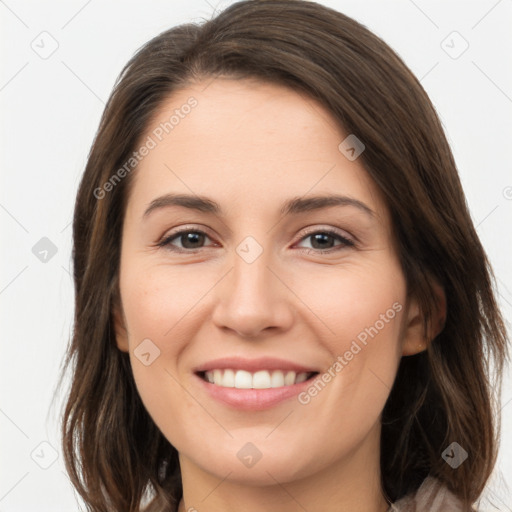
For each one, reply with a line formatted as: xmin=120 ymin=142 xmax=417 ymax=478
xmin=156 ymin=227 xmax=355 ymax=254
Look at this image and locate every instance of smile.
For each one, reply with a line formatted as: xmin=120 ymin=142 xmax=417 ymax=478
xmin=193 ymin=356 xmax=321 ymax=410
xmin=199 ymin=369 xmax=318 ymax=389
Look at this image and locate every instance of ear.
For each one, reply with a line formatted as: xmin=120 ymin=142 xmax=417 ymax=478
xmin=112 ymin=299 xmax=129 ymax=353
xmin=401 ymin=280 xmax=446 ymax=356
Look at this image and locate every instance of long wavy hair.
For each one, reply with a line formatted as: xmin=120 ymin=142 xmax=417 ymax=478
xmin=55 ymin=1 xmax=509 ymax=510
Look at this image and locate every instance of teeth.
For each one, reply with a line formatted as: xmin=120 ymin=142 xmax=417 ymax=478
xmin=234 ymin=370 xmax=252 ymax=389
xmin=202 ymin=369 xmax=312 ymax=388
xmin=270 ymin=370 xmax=284 ymax=387
xmin=253 ymin=370 xmax=271 ymax=389
xmin=284 ymin=371 xmax=296 ymax=386
xmin=295 ymin=372 xmax=308 ymax=384
xmin=222 ymin=369 xmax=235 ymax=387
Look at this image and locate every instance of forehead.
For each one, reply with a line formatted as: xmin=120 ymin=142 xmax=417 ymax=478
xmin=126 ymin=77 xmax=389 ymax=224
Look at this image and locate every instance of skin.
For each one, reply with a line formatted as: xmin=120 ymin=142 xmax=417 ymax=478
xmin=113 ymin=77 xmax=445 ymax=512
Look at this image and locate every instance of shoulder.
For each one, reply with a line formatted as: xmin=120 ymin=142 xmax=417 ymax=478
xmin=389 ymin=476 xmax=478 ymax=512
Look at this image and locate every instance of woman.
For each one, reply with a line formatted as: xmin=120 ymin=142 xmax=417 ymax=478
xmin=58 ymin=1 xmax=509 ymax=511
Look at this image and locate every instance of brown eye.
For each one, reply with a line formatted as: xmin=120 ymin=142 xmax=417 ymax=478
xmin=157 ymin=229 xmax=212 ymax=252
xmin=295 ymin=229 xmax=354 ymax=254
xmin=156 ymin=227 xmax=354 ymax=254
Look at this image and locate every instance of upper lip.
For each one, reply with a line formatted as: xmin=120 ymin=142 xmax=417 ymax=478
xmin=193 ymin=356 xmax=320 ymax=374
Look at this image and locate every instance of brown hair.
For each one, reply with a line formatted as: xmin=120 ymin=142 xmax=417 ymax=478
xmin=56 ymin=0 xmax=509 ymax=510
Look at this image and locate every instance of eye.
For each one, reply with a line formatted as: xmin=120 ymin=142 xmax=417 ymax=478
xmin=156 ymin=227 xmax=355 ymax=254
xmin=156 ymin=228 xmax=215 ymax=252
xmin=294 ymin=228 xmax=355 ymax=254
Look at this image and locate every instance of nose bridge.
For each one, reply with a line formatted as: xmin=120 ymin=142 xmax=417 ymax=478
xmin=211 ymin=232 xmax=292 ymax=337
xmin=230 ymin=233 xmax=277 ymax=304
xmin=232 ymin=236 xmax=273 ymax=300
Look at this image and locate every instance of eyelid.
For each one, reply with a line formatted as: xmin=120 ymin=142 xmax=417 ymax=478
xmin=156 ymin=224 xmax=216 ymax=247
xmin=298 ymin=225 xmax=354 ymax=244
xmin=156 ymin=224 xmax=356 ymax=252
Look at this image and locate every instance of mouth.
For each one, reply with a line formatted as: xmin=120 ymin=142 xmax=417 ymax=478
xmin=196 ymin=369 xmax=319 ymax=389
xmin=193 ymin=362 xmax=321 ymax=410
xmin=192 ymin=356 xmax=322 ymax=410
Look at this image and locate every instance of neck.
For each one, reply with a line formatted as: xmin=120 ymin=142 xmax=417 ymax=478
xmin=177 ymin=424 xmax=390 ymax=512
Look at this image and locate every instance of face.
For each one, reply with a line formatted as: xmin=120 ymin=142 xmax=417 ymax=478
xmin=114 ymin=77 xmax=424 ymax=487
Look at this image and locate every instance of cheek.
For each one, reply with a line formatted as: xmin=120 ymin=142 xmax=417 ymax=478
xmin=294 ymin=262 xmax=405 ymax=417
xmin=119 ymin=266 xmax=197 ymax=426
xmin=121 ymin=263 xmax=205 ymax=352
xmin=292 ymin=260 xmax=405 ymax=352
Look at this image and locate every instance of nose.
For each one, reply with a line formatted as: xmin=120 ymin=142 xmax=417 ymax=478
xmin=211 ymin=243 xmax=294 ymax=339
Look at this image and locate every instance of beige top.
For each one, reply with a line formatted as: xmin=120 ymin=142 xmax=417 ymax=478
xmin=387 ymin=477 xmax=473 ymax=511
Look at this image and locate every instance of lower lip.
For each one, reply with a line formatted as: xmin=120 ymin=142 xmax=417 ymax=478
xmin=194 ymin=373 xmax=316 ymax=411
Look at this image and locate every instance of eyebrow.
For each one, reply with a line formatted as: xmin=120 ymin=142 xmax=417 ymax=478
xmin=142 ymin=193 xmax=375 ymax=219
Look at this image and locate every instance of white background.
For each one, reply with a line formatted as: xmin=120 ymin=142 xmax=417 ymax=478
xmin=1 ymin=0 xmax=511 ymax=510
